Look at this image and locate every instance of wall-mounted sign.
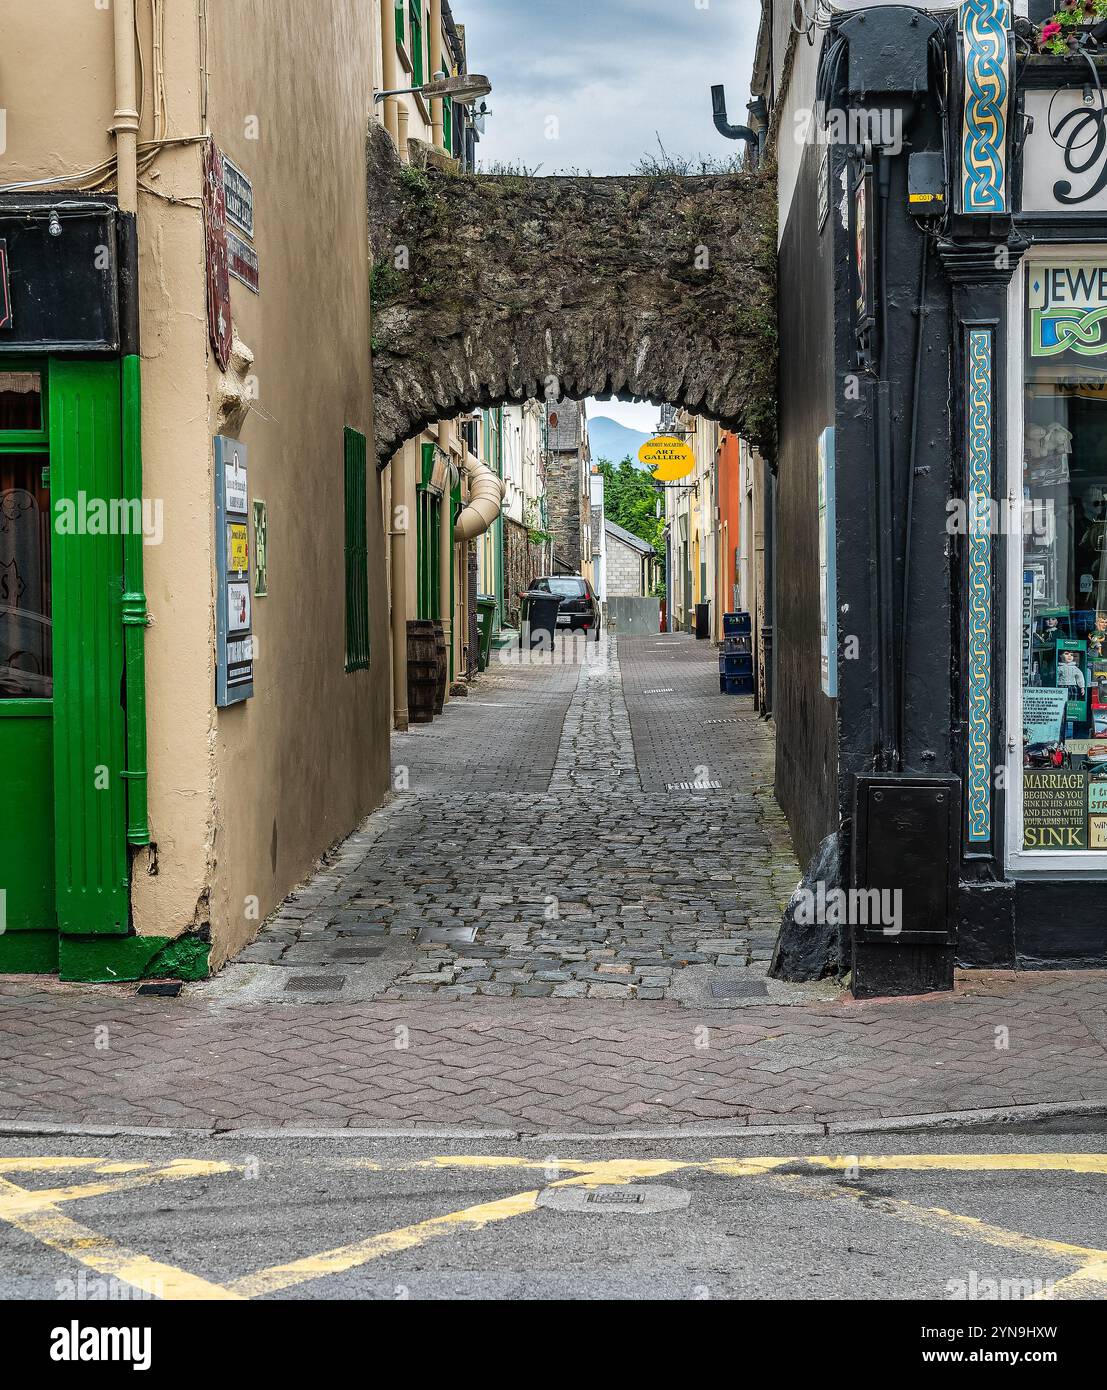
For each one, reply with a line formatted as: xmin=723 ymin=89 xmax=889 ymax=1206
xmin=1023 ymin=89 xmax=1107 ymax=213
xmin=640 ymin=435 xmax=694 ymax=481
xmin=202 ymin=140 xmax=233 ymax=371
xmin=818 ymin=427 xmax=838 ymax=699
xmin=228 ymin=521 xmax=249 ymax=574
xmin=214 ymin=436 xmax=254 ymax=706
xmin=253 ymin=498 xmax=268 ymax=597
xmin=0 ymin=239 xmax=11 ymax=330
xmin=222 ymin=157 xmax=255 ymax=238
xmin=227 ymin=230 xmax=260 ymax=295
xmin=1028 ymin=263 xmax=1107 ymax=361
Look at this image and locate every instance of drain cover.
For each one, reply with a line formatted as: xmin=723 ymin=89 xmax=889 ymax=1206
xmin=136 ymin=983 xmax=182 ymax=998
xmin=710 ymin=978 xmax=768 ymax=998
xmin=704 ymin=717 xmax=742 ymax=726
xmin=285 ymin=976 xmax=346 ymax=992
xmin=666 ymin=780 xmax=722 ymax=792
xmin=643 ymin=688 xmax=674 ymax=695
xmin=537 ymin=1184 xmax=691 ymax=1215
xmin=416 ymin=925 xmax=478 ymax=945
xmin=333 ymin=947 xmax=385 ymax=960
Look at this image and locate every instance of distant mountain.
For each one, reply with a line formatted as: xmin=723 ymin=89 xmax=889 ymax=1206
xmin=588 ymin=416 xmax=652 ymax=467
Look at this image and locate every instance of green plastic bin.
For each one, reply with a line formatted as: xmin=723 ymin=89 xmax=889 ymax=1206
xmin=477 ymin=594 xmax=497 ymax=671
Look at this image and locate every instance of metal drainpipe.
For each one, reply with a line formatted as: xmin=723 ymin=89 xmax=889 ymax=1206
xmin=114 ymin=5 xmax=149 ymax=844
xmin=112 ymin=0 xmax=139 ymax=213
xmin=389 ymin=454 xmax=410 ymax=731
xmin=430 ymin=0 xmax=445 ymax=149
xmin=379 ymin=0 xmax=400 ymax=144
xmin=439 ymin=426 xmax=454 ymax=686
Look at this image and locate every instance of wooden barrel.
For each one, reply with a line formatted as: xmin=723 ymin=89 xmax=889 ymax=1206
xmin=433 ymin=621 xmax=447 ymax=714
xmin=407 ymin=620 xmax=438 ymax=724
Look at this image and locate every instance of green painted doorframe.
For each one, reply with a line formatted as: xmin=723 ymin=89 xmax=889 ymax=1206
xmin=121 ymin=354 xmax=150 ymax=848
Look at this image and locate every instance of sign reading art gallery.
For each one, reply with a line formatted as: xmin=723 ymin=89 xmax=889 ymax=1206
xmin=214 ymin=436 xmax=254 ymax=707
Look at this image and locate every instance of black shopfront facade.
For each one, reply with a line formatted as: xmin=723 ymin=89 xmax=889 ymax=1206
xmin=771 ymin=2 xmax=1107 ymax=996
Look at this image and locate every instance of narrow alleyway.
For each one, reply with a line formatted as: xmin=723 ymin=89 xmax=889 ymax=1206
xmin=220 ymin=634 xmax=806 ymax=1006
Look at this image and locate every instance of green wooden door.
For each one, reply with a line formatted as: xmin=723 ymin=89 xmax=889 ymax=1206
xmin=0 ymin=367 xmax=57 ymax=969
xmin=49 ymin=360 xmax=129 ymax=936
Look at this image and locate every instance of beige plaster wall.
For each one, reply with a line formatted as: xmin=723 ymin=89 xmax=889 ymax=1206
xmin=202 ymin=0 xmax=391 ymax=967
xmin=0 ymin=1 xmax=392 ymax=968
xmin=0 ymin=1 xmax=218 ymax=941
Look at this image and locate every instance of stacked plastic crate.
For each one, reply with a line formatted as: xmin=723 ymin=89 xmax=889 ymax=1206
xmin=719 ymin=612 xmax=754 ymax=695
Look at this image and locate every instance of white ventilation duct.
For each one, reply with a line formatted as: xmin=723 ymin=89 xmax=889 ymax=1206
xmin=453 ymin=453 xmax=505 ymax=542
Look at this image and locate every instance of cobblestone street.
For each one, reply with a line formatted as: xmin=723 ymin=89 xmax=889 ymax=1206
xmin=220 ymin=633 xmax=805 ymax=1006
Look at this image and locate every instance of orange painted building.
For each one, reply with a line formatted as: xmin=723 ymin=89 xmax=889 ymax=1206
xmin=715 ymin=431 xmax=742 ymax=638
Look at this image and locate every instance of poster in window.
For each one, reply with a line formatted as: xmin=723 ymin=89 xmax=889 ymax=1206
xmin=1024 ymin=771 xmax=1088 ymax=851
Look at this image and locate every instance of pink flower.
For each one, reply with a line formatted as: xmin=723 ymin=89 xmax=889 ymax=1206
xmin=1040 ymin=21 xmax=1062 ymax=41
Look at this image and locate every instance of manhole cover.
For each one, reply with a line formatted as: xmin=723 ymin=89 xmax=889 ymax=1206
xmin=285 ymin=976 xmax=346 ymax=992
xmin=333 ymin=947 xmax=385 ymax=960
xmin=710 ymin=978 xmax=768 ymax=998
xmin=537 ymin=1184 xmax=691 ymax=1215
xmin=416 ymin=925 xmax=478 ymax=945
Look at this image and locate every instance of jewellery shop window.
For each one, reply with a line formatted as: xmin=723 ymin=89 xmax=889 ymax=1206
xmin=1021 ymin=262 xmax=1107 ymax=856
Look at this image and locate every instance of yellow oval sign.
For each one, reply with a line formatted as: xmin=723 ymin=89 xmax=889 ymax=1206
xmin=639 ymin=435 xmax=695 ymax=481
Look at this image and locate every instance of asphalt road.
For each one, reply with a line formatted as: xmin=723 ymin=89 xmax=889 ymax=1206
xmin=2 ymin=1124 xmax=1106 ymax=1302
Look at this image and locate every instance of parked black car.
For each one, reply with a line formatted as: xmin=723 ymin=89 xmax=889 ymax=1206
xmin=527 ymin=575 xmax=600 ymax=638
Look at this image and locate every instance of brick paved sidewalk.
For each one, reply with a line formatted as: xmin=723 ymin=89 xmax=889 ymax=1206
xmin=1 ymin=970 xmax=1105 ymax=1133
xmin=3 ymin=635 xmax=1105 ymax=1135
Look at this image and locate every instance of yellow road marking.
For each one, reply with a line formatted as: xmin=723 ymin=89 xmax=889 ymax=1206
xmin=228 ymin=1189 xmax=541 ymax=1299
xmin=0 ymin=1152 xmax=1104 ymax=1300
xmin=1034 ymin=1258 xmax=1107 ymax=1299
xmin=0 ymin=1158 xmax=146 ymax=1175
xmin=763 ymin=1172 xmax=1107 ymax=1289
xmin=0 ymin=1175 xmax=242 ymax=1301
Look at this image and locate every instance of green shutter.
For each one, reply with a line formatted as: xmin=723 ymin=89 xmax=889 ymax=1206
xmin=49 ymin=360 xmax=129 ymax=935
xmin=344 ymin=427 xmax=370 ymax=672
xmin=394 ymin=0 xmax=405 ymax=45
xmin=410 ymin=2 xmax=424 ymax=87
xmin=443 ymin=94 xmax=453 ymax=154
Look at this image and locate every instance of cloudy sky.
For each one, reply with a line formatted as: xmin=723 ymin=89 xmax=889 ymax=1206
xmin=457 ymin=0 xmax=761 ymax=432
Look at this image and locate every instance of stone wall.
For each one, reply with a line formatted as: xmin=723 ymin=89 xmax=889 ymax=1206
xmin=367 ymin=124 xmax=778 ymax=468
xmin=545 ymin=452 xmax=582 ymax=573
xmin=503 ymin=517 xmax=548 ymax=628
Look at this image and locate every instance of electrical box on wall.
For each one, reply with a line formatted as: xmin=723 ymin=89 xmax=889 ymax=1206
xmin=839 ymin=7 xmax=941 ymax=98
xmin=908 ymin=151 xmax=947 ymax=217
xmin=852 ymin=776 xmax=961 ymax=945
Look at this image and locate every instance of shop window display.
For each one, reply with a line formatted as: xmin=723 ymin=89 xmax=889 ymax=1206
xmin=1022 ymin=270 xmax=1107 ymax=852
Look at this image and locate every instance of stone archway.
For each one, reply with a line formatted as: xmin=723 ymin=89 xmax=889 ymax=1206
xmin=366 ymin=123 xmax=777 ymax=467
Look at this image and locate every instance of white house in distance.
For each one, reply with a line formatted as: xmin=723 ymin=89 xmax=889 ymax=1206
xmin=604 ymin=519 xmax=658 ymax=599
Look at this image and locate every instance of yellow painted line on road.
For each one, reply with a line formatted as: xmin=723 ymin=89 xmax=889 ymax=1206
xmin=1034 ymin=1258 xmax=1107 ymax=1299
xmin=764 ymin=1172 xmax=1107 ymax=1288
xmin=707 ymin=1153 xmax=1107 ymax=1178
xmin=0 ymin=1158 xmax=147 ymax=1175
xmin=228 ymin=1188 xmax=542 ymax=1299
xmin=0 ymin=1174 xmax=243 ymax=1301
xmin=2 ymin=1152 xmax=1105 ymax=1300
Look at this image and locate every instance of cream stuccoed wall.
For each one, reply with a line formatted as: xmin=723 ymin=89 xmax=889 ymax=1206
xmin=0 ymin=1 xmax=217 ymax=942
xmin=0 ymin=1 xmax=392 ymax=968
xmin=201 ymin=0 xmax=391 ymax=967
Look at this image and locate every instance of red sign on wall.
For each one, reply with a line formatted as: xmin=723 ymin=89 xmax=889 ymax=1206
xmin=202 ymin=140 xmax=233 ymax=371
